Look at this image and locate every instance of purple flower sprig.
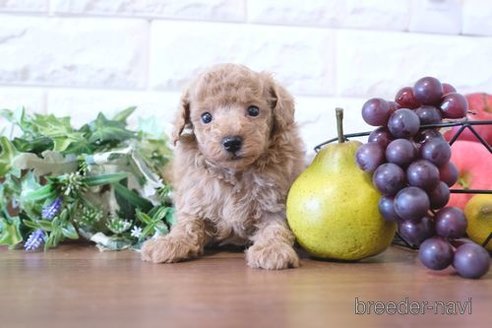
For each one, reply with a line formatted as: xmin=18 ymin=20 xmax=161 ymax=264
xmin=24 ymin=229 xmax=46 ymax=251
xmin=24 ymin=198 xmax=63 ymax=251
xmin=42 ymin=197 xmax=63 ymax=220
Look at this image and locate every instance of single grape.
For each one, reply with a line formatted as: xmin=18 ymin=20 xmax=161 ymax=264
xmin=378 ymin=196 xmax=400 ymax=222
xmin=368 ymin=127 xmax=392 ymax=148
xmin=440 ymin=92 xmax=468 ymax=119
xmin=420 ymin=138 xmax=451 ymax=167
xmin=385 ymin=139 xmax=417 ymax=168
xmin=356 ymin=142 xmax=385 ymax=173
xmin=428 ymin=181 xmax=450 ymax=209
xmin=419 ymin=237 xmax=454 ymax=271
xmin=435 ymin=207 xmax=467 ymax=239
xmin=406 ymin=159 xmax=440 ymax=191
xmin=362 ymin=98 xmax=391 ymax=126
xmin=439 ymin=162 xmax=459 ymax=187
xmin=414 ymin=129 xmax=444 ymax=144
xmin=373 ymin=163 xmax=406 ymax=196
xmin=395 ymin=86 xmax=420 ymax=109
xmin=414 ymin=76 xmax=444 ymax=106
xmin=442 ymin=83 xmax=457 ymax=94
xmin=453 ymin=242 xmax=491 ymax=279
xmin=415 ymin=105 xmax=442 ymax=125
xmin=394 ymin=186 xmax=430 ymax=221
xmin=387 ymin=108 xmax=420 ymax=139
xmin=398 ymin=216 xmax=435 ymax=247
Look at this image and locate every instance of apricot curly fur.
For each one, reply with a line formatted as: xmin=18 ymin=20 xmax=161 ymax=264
xmin=141 ymin=63 xmax=305 ymax=270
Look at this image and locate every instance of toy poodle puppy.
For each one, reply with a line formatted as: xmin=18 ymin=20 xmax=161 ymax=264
xmin=141 ymin=63 xmax=305 ymax=269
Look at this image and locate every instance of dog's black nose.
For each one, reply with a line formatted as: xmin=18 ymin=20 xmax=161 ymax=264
xmin=222 ymin=136 xmax=243 ymax=153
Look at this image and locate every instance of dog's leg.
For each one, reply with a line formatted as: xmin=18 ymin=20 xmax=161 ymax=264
xmin=141 ymin=215 xmax=208 ymax=263
xmin=245 ymin=215 xmax=300 ymax=270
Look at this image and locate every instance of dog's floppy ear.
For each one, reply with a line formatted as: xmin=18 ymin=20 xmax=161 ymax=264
xmin=264 ymin=74 xmax=295 ymax=136
xmin=171 ymin=89 xmax=192 ymax=145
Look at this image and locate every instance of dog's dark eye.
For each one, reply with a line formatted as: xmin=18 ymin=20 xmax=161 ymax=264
xmin=247 ymin=106 xmax=260 ymax=117
xmin=201 ymin=112 xmax=213 ymax=124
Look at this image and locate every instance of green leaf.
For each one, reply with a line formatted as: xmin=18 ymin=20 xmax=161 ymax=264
xmin=37 ymin=220 xmax=54 ymax=231
xmin=61 ymin=222 xmax=79 ymax=240
xmin=13 ymin=150 xmax=78 ymax=177
xmin=23 ymin=219 xmax=41 ymax=230
xmin=158 ymin=185 xmax=173 ymax=202
xmin=4 ymin=110 xmax=90 ymax=154
xmin=21 ymin=184 xmax=55 ymax=202
xmin=113 ymin=183 xmax=153 ymax=212
xmin=45 ymin=229 xmax=63 ymax=250
xmin=165 ymin=207 xmax=176 ymax=227
xmin=136 ymin=210 xmax=153 ymax=225
xmin=64 ymin=139 xmax=93 ymax=155
xmin=52 ymin=136 xmax=78 ymax=152
xmin=82 ymin=172 xmax=128 ymax=186
xmin=87 ymin=113 xmax=136 ymax=145
xmin=12 ymin=136 xmax=53 ymax=154
xmin=0 ymin=217 xmax=23 ymax=247
xmin=112 ymin=106 xmax=136 ymax=123
xmin=0 ymin=137 xmax=18 ymax=176
xmin=30 ymin=113 xmax=73 ymax=136
xmin=151 ymin=206 xmax=170 ymax=222
xmin=27 ymin=113 xmax=85 ymax=153
xmin=141 ymin=224 xmax=155 ymax=238
xmin=136 ymin=206 xmax=172 ymax=238
xmin=16 ymin=172 xmax=45 ymax=218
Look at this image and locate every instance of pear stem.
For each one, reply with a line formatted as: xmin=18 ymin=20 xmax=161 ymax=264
xmin=336 ymin=107 xmax=344 ymax=143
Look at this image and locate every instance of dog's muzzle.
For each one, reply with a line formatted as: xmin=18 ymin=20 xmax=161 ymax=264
xmin=222 ymin=136 xmax=243 ymax=154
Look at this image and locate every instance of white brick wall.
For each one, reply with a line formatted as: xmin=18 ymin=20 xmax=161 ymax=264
xmin=0 ymin=16 xmax=148 ymax=88
xmin=51 ymin=0 xmax=245 ymax=21
xmin=0 ymin=0 xmax=48 ymax=13
xmin=1 ymin=0 xmax=492 ymax=155
xmin=248 ymin=0 xmax=411 ymax=31
xmin=149 ymin=21 xmax=335 ymax=96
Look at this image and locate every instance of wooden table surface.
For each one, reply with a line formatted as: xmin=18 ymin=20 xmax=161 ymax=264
xmin=0 ymin=243 xmax=490 ymax=328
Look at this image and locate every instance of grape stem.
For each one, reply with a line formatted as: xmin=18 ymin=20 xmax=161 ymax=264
xmin=482 ymin=233 xmax=492 ymax=249
xmin=336 ymin=108 xmax=344 ymax=144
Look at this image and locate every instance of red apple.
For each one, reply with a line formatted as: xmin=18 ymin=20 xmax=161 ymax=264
xmin=447 ymin=140 xmax=492 ymax=210
xmin=443 ymin=92 xmax=492 ymax=144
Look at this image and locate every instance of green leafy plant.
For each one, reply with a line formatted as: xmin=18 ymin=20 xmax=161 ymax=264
xmin=0 ymin=107 xmax=174 ymax=251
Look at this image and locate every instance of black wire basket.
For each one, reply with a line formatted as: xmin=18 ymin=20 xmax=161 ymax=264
xmin=314 ymin=119 xmax=492 ymax=250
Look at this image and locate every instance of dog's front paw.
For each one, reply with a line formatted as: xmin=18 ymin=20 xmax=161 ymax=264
xmin=140 ymin=235 xmax=200 ymax=263
xmin=245 ymin=242 xmax=300 ymax=270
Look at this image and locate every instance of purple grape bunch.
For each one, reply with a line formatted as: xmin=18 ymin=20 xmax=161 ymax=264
xmin=356 ymin=76 xmax=490 ymax=279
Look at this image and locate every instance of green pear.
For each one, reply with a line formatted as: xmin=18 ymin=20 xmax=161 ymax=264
xmin=287 ymin=108 xmax=396 ymax=261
